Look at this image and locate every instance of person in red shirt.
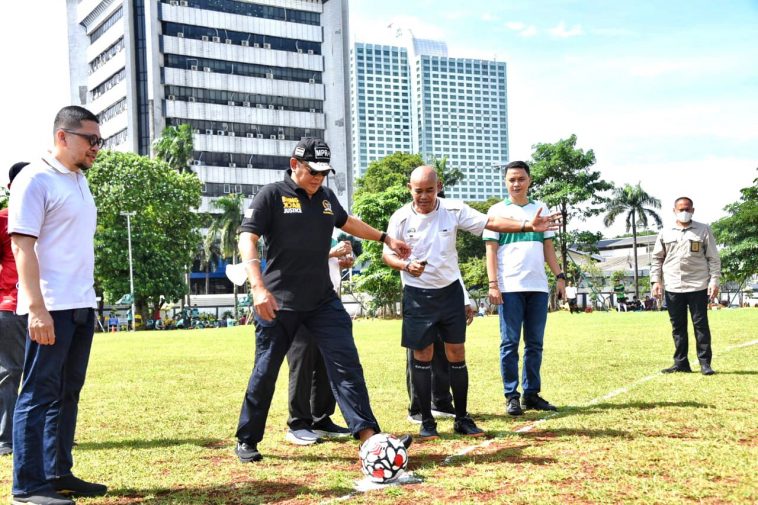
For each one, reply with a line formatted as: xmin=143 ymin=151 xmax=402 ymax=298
xmin=0 ymin=162 xmax=29 ymax=456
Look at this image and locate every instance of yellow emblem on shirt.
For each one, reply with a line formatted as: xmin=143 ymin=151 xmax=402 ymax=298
xmin=282 ymin=196 xmax=302 ymax=214
xmin=322 ymin=200 xmax=333 ymax=215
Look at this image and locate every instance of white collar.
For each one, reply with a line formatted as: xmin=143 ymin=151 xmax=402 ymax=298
xmin=42 ymin=153 xmax=78 ymax=175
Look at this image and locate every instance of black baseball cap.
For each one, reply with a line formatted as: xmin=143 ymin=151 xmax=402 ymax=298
xmin=9 ymin=162 xmax=29 ymax=185
xmin=292 ymin=137 xmax=334 ymax=173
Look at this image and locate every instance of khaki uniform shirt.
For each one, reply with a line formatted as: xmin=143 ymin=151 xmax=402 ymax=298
xmin=650 ymin=220 xmax=720 ymax=293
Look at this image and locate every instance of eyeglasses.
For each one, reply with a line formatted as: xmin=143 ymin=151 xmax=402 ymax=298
xmin=61 ymin=129 xmax=105 ymax=148
xmin=308 ymin=168 xmax=327 ymax=177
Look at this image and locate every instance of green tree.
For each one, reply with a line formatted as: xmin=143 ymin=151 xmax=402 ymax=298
xmin=0 ymin=188 xmax=8 ymax=209
xmin=433 ymin=156 xmax=464 ymax=193
xmin=712 ymin=171 xmax=758 ymax=290
xmin=87 ymin=151 xmax=202 ymax=323
xmin=603 ymin=183 xmax=663 ymax=298
xmin=354 ymin=152 xmax=424 ymax=196
xmin=529 ymin=134 xmax=614 ymax=276
xmin=456 ymin=197 xmax=500 ymax=262
xmin=152 ymin=123 xmax=194 ymax=173
xmin=197 ymin=234 xmax=223 ymax=294
xmin=351 ymin=185 xmax=409 ymax=315
xmin=209 ymin=193 xmax=245 ymax=318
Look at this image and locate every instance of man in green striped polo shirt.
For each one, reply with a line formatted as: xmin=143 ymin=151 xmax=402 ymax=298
xmin=484 ymin=160 xmax=565 ymax=416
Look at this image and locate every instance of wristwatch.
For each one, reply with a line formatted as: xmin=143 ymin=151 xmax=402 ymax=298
xmin=556 ymin=272 xmax=566 ymax=281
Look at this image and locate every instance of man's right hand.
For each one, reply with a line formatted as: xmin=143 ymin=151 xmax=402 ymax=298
xmin=252 ymin=285 xmax=279 ymax=321
xmin=652 ymin=282 xmax=663 ymax=300
xmin=28 ymin=305 xmax=56 ymax=345
xmin=405 ymin=260 xmax=426 ymax=277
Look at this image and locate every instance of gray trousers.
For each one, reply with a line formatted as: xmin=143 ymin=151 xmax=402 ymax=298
xmin=0 ymin=311 xmax=26 ymax=448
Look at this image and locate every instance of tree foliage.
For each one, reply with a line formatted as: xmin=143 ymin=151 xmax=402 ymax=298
xmin=712 ymin=171 xmax=758 ymax=285
xmin=434 ymin=156 xmax=465 ymax=193
xmin=529 ymin=134 xmax=614 ymax=274
xmin=354 ymin=152 xmax=424 ymax=197
xmin=208 ymin=193 xmax=245 ymax=317
xmin=152 ymin=124 xmax=194 ymax=173
xmin=603 ymin=183 xmax=662 ymax=297
xmin=87 ymin=151 xmax=202 ymax=321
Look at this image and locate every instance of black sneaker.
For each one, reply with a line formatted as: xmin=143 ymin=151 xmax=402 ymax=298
xmin=506 ymin=397 xmax=523 ymax=416
xmin=661 ymin=364 xmax=693 ymax=373
xmin=522 ymin=394 xmax=558 ymax=412
xmin=50 ymin=475 xmax=107 ymax=497
xmin=453 ymin=415 xmax=485 ymax=437
xmin=312 ymin=419 xmax=351 ymax=438
xmin=418 ymin=420 xmax=439 ymax=441
xmin=406 ymin=413 xmax=422 ymax=424
xmin=12 ymin=490 xmax=74 ymax=505
xmin=398 ymin=434 xmax=413 ymax=449
xmin=700 ymin=364 xmax=716 ymax=376
xmin=235 ymin=441 xmax=263 ymax=462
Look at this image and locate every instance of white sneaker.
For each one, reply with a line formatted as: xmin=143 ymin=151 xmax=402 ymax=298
xmin=285 ymin=429 xmax=322 ymax=446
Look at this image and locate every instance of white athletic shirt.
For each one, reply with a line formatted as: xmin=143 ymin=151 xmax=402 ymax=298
xmin=8 ymin=154 xmax=98 ymax=314
xmin=482 ymin=199 xmax=554 ymax=293
xmin=385 ymin=198 xmax=488 ymax=289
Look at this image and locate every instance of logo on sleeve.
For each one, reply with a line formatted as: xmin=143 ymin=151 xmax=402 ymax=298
xmin=244 ymin=208 xmax=254 ymax=219
xmin=322 ymin=200 xmax=333 ymax=215
xmin=282 ymin=196 xmax=302 ymax=214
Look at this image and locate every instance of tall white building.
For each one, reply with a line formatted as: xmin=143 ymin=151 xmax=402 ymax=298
xmin=66 ymin=0 xmax=352 ymax=213
xmin=351 ymin=35 xmax=508 ymax=200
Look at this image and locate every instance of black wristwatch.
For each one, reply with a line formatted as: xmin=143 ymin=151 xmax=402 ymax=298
xmin=556 ymin=272 xmax=566 ymax=281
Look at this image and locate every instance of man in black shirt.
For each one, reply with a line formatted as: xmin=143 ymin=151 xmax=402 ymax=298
xmin=234 ymin=138 xmax=411 ymax=463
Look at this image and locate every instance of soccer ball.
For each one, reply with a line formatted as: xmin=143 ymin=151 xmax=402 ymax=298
xmin=359 ymin=433 xmax=408 ymax=483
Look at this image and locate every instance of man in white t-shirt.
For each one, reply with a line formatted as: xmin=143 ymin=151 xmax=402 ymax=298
xmin=484 ymin=161 xmax=565 ymax=417
xmin=565 ymin=282 xmax=579 ymax=313
xmin=384 ymin=166 xmax=559 ymax=440
xmin=9 ymin=106 xmax=107 ymax=505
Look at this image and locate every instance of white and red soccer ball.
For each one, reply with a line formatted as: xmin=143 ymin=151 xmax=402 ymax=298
xmin=359 ymin=433 xmax=409 ymax=483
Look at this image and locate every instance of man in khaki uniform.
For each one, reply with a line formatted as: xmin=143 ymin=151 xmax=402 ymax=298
xmin=651 ymin=197 xmax=721 ymax=375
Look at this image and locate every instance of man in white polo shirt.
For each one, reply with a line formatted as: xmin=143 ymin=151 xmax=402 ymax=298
xmin=8 ymin=106 xmax=106 ymax=505
xmin=383 ymin=165 xmax=559 ymax=440
xmin=484 ymin=160 xmax=565 ymax=417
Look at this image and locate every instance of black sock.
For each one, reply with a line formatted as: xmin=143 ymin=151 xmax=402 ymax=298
xmin=411 ymin=359 xmax=433 ymax=422
xmin=449 ymin=360 xmax=469 ymax=419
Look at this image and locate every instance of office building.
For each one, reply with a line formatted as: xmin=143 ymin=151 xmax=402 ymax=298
xmin=351 ymin=35 xmax=508 ymax=200
xmin=66 ymin=0 xmax=352 ymax=214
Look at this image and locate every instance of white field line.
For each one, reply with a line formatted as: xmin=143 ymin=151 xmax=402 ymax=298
xmin=444 ymin=337 xmax=758 ymax=462
xmin=329 ymin=337 xmax=758 ymax=500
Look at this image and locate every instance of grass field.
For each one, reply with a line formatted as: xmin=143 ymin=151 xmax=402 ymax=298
xmin=1 ymin=309 xmax=756 ymax=504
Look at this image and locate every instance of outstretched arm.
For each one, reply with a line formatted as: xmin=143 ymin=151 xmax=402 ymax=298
xmin=486 ymin=208 xmax=561 ymax=234
xmin=342 ymin=215 xmax=411 ymax=259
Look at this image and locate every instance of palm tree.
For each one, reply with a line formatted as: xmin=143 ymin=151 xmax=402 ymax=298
xmin=212 ymin=193 xmax=245 ymax=319
xmin=197 ymin=233 xmax=223 ymax=294
xmin=603 ymin=183 xmax=663 ymax=298
xmin=152 ymin=124 xmax=194 ymax=172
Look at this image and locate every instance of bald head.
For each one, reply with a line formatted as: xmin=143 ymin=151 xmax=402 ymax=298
xmin=408 ymin=165 xmax=440 ymax=214
xmin=410 ymin=165 xmax=438 ymax=187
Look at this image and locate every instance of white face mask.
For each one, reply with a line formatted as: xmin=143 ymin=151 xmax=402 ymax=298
xmin=676 ymin=211 xmax=693 ymax=223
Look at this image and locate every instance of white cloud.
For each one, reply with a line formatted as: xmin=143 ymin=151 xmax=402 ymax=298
xmin=505 ymin=21 xmax=538 ymax=37
xmin=481 ymin=13 xmax=499 ymax=22
xmin=549 ymin=21 xmax=584 ymax=38
xmin=505 ymin=21 xmax=525 ymax=31
xmin=521 ymin=25 xmax=538 ymax=37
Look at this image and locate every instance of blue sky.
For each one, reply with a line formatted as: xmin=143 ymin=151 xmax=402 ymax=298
xmin=1 ymin=1 xmax=755 ymax=235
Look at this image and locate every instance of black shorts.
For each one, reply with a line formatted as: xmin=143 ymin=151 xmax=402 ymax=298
xmin=401 ymin=281 xmax=466 ymax=350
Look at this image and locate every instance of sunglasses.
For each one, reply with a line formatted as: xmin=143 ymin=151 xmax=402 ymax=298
xmin=62 ymin=129 xmax=105 ymax=148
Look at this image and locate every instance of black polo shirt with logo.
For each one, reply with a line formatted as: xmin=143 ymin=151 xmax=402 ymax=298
xmin=239 ymin=171 xmax=348 ymax=312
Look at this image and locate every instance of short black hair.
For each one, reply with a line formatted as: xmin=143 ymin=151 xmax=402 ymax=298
xmin=504 ymin=160 xmax=530 ymax=175
xmin=9 ymin=162 xmax=29 ymax=185
xmin=674 ymin=196 xmax=694 ymax=207
xmin=53 ymin=105 xmax=99 ymax=135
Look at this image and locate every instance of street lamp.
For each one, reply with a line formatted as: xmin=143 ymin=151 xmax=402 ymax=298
xmin=121 ymin=211 xmax=136 ymax=331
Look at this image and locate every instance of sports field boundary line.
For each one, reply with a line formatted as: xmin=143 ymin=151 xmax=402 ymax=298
xmin=327 ymin=338 xmax=758 ymax=501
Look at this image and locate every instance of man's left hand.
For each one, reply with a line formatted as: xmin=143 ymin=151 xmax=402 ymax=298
xmin=708 ymin=284 xmax=719 ymax=300
xmin=556 ymin=279 xmax=566 ymax=300
xmin=530 ymin=208 xmax=562 ymax=233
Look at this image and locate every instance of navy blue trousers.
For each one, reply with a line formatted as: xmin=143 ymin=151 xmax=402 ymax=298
xmin=236 ymin=295 xmax=379 ymax=443
xmin=12 ymin=308 xmax=94 ymax=496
